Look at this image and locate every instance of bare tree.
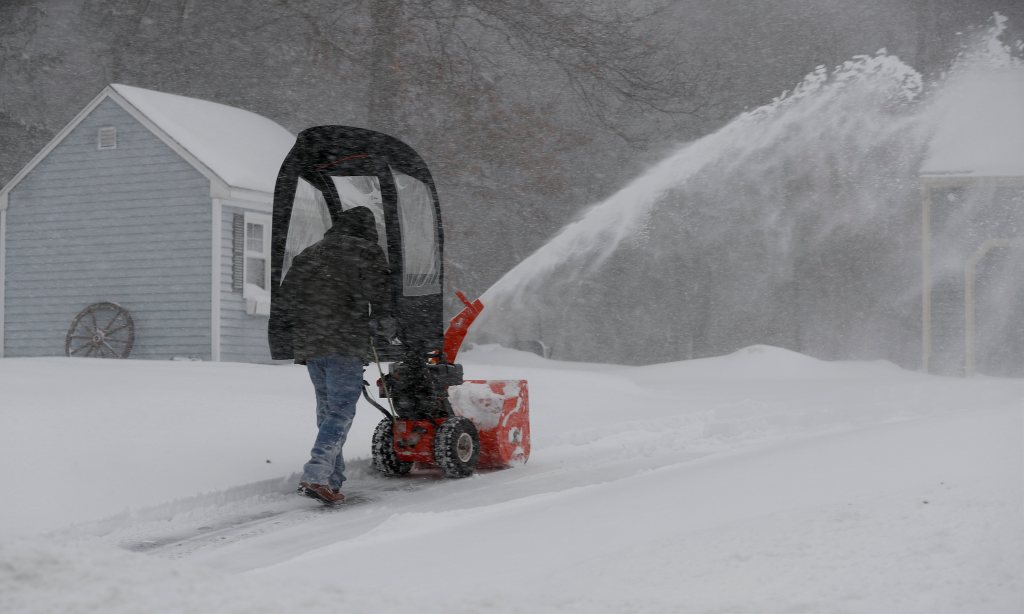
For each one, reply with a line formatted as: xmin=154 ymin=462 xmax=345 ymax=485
xmin=0 ymin=1 xmax=65 ymax=183
xmin=0 ymin=1 xmax=61 ymax=113
xmin=258 ymin=0 xmax=724 ymax=298
xmin=271 ymin=0 xmax=719 ymax=137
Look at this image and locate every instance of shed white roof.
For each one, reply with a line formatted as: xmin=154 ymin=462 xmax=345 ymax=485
xmin=921 ymin=68 xmax=1024 ymax=178
xmin=111 ymin=84 xmax=295 ymax=193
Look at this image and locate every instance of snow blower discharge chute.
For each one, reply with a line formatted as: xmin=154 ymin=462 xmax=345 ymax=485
xmin=269 ymin=126 xmax=530 ymax=478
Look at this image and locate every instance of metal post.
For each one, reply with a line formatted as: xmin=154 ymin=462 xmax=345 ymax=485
xmin=920 ymin=184 xmax=932 ymax=373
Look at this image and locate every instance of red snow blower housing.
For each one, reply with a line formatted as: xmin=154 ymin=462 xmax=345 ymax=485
xmin=268 ymin=126 xmax=530 ymax=478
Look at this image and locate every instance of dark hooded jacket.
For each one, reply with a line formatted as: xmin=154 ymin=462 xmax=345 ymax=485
xmin=269 ymin=206 xmax=394 ymax=363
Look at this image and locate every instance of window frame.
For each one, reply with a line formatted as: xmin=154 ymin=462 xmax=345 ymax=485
xmin=242 ymin=211 xmax=271 ymax=299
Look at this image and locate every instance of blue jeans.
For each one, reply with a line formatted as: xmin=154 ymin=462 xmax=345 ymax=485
xmin=301 ymin=355 xmax=364 ymax=490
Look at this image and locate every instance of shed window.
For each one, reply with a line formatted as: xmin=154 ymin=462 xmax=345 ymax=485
xmin=97 ymin=126 xmax=117 ymax=150
xmin=243 ymin=212 xmax=271 ymax=297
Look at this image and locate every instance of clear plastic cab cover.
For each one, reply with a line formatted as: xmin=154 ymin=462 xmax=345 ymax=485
xmin=282 ymin=172 xmax=438 ymax=296
xmin=393 ymin=170 xmax=440 ymax=296
xmin=282 ymin=176 xmax=386 ymax=279
xmin=283 ymin=177 xmax=329 ymax=278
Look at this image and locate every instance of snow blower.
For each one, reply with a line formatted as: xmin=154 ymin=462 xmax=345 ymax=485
xmin=269 ymin=126 xmax=530 ymax=479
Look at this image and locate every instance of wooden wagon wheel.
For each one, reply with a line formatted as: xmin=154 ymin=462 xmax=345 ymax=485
xmin=65 ymin=302 xmax=135 ymax=359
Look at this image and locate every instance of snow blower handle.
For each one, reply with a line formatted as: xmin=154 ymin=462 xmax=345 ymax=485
xmin=361 ymin=382 xmax=394 ymax=421
xmin=367 ymin=340 xmax=397 ymax=421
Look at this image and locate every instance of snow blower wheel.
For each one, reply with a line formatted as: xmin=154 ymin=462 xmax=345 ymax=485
xmin=434 ymin=416 xmax=480 ymax=478
xmin=371 ymin=418 xmax=413 ymax=476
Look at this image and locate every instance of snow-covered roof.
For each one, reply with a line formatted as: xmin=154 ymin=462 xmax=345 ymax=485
xmin=921 ymin=68 xmax=1024 ymax=179
xmin=0 ymin=84 xmax=295 ymax=207
xmin=111 ymin=84 xmax=295 ymax=193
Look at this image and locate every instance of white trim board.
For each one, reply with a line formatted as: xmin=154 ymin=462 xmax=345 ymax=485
xmin=211 ymin=198 xmax=223 ymax=362
xmin=0 ymin=209 xmax=6 ymax=357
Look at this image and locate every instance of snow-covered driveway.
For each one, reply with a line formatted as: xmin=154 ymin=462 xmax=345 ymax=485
xmin=1 ymin=346 xmax=1021 ymax=613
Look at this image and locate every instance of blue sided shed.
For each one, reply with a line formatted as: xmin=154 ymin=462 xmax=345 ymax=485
xmin=0 ymin=84 xmax=296 ymax=362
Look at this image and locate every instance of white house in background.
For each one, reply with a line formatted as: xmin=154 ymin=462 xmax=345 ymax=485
xmin=0 ymin=84 xmax=296 ymax=362
xmin=919 ymin=68 xmax=1024 ymax=377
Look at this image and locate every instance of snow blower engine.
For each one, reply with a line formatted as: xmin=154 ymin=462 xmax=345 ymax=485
xmin=268 ymin=126 xmax=530 ymax=479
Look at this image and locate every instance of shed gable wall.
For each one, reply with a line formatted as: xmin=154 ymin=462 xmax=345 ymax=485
xmin=4 ymin=97 xmax=212 ymax=359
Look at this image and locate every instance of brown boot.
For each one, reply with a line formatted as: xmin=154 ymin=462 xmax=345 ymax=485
xmin=298 ymin=481 xmax=345 ymax=505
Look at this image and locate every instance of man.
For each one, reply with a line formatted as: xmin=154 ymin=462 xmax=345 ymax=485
xmin=273 ymin=205 xmax=394 ymax=505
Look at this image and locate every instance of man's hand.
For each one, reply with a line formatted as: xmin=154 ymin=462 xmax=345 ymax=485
xmin=371 ymin=317 xmax=398 ymax=341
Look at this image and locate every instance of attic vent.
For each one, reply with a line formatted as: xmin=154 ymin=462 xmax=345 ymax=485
xmin=97 ymin=126 xmax=117 ymax=150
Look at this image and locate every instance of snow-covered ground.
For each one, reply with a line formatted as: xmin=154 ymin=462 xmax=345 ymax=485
xmin=1 ymin=346 xmax=1021 ymax=613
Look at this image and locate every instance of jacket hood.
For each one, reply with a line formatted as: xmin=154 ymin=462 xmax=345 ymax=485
xmin=328 ymin=206 xmax=379 ymax=245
